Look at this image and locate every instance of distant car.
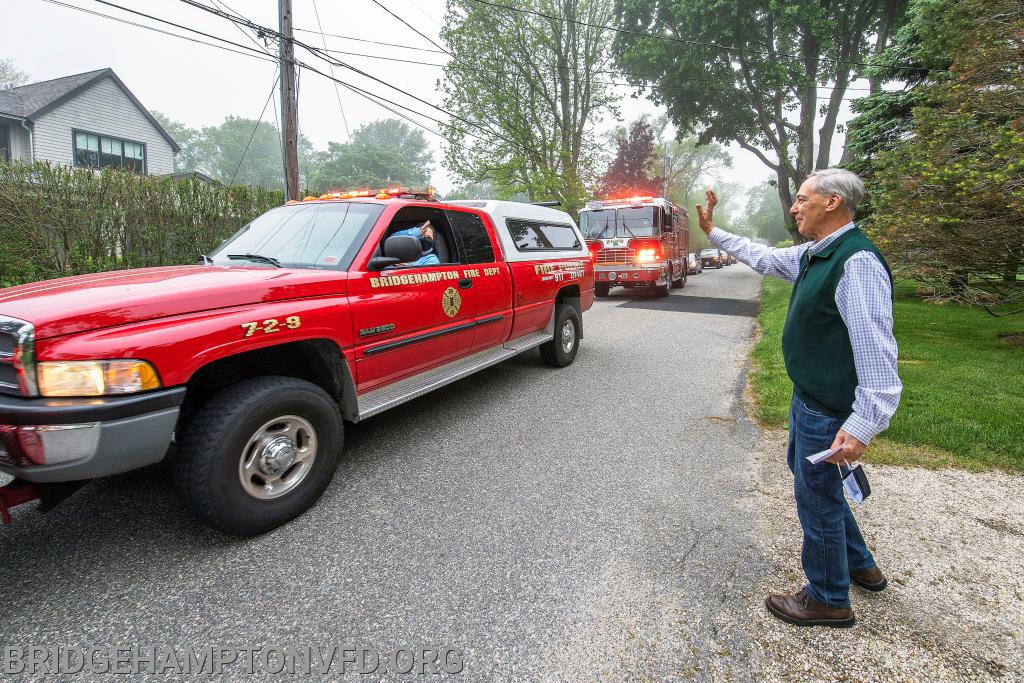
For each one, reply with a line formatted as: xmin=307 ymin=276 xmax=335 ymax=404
xmin=721 ymin=250 xmax=735 ymax=265
xmin=700 ymin=248 xmax=723 ymax=269
xmin=687 ymin=252 xmax=703 ymax=274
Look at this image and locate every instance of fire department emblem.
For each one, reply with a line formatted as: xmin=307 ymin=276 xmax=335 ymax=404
xmin=441 ymin=286 xmax=462 ymax=317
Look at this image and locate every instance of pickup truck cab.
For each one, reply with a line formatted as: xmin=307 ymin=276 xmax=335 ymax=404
xmin=0 ymin=189 xmax=594 ymax=535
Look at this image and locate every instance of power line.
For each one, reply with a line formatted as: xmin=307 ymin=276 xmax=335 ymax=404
xmin=91 ymin=0 xmax=278 ymax=63
xmin=464 ymin=0 xmax=946 ymax=74
xmin=231 ymin=68 xmax=281 ymax=186
xmin=368 ymin=0 xmax=453 ymax=57
xmin=40 ymin=0 xmax=277 ymax=65
xmin=208 ymin=0 xmax=275 ymax=56
xmin=312 ymin=44 xmax=870 ymax=101
xmin=292 ymin=27 xmax=447 ymax=54
xmin=49 ymin=0 xmax=463 ymax=149
xmin=171 ymin=0 xmax=518 ymax=146
xmin=310 ymin=0 xmax=351 ymax=139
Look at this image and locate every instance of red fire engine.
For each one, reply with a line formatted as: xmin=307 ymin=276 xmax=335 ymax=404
xmin=578 ymin=196 xmax=690 ymax=297
xmin=0 ymin=188 xmax=594 ymax=535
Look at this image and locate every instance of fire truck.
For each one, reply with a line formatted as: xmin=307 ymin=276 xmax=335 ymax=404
xmin=578 ymin=196 xmax=689 ymax=297
xmin=0 ymin=188 xmax=594 ymax=535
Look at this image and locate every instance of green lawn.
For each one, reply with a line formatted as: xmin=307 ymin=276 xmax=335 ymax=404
xmin=750 ymin=278 xmax=1024 ymax=472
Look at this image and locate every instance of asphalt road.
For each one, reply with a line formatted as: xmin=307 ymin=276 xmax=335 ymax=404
xmin=1 ymin=264 xmax=768 ymax=681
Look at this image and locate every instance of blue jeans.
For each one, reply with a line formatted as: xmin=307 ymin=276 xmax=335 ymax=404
xmin=787 ymin=393 xmax=876 ymax=608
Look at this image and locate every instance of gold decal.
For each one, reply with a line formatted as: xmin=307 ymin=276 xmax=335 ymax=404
xmin=441 ymin=286 xmax=462 ymax=317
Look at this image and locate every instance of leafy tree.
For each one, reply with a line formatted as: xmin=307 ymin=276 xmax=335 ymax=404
xmin=0 ymin=57 xmax=29 ymax=86
xmin=309 ymin=119 xmax=431 ymax=192
xmin=597 ymin=120 xmax=661 ymax=197
xmin=659 ymin=137 xmax=732 ymax=209
xmin=440 ymin=0 xmax=617 ymax=213
xmin=841 ymin=0 xmax=957 ymax=179
xmin=866 ymin=0 xmax=1024 ymax=310
xmin=738 ymin=182 xmax=790 ymax=244
xmin=612 ymin=0 xmax=907 ymax=240
xmin=149 ymin=112 xmax=315 ymax=189
xmin=443 ymin=179 xmax=530 ymax=202
xmin=151 ymin=111 xmax=207 ymax=175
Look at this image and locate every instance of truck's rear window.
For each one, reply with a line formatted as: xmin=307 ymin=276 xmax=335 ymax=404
xmin=507 ymin=219 xmax=581 ymax=251
xmin=210 ymin=203 xmax=384 ymax=270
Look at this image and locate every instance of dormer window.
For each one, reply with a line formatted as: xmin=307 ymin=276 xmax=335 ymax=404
xmin=74 ymin=130 xmax=145 ymax=173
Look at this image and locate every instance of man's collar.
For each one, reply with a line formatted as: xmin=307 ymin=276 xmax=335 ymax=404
xmin=809 ymin=222 xmax=856 ymax=256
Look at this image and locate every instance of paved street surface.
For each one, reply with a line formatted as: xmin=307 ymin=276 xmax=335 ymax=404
xmin=2 ymin=265 xmax=768 ymax=681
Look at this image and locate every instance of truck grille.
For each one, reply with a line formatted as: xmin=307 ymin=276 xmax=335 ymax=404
xmin=0 ymin=331 xmax=17 ymax=395
xmin=597 ymin=248 xmax=633 ymax=264
xmin=0 ymin=317 xmax=35 ymax=396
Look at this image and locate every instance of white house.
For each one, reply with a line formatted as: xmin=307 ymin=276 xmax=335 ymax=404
xmin=0 ymin=68 xmax=179 ymax=175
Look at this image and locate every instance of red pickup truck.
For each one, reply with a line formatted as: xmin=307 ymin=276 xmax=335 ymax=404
xmin=0 ymin=189 xmax=594 ymax=535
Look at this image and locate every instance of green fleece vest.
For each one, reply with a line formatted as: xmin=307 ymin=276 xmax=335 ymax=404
xmin=781 ymin=227 xmax=892 ymax=417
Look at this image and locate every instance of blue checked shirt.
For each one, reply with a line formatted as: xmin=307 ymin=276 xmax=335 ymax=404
xmin=711 ymin=223 xmax=902 ymax=444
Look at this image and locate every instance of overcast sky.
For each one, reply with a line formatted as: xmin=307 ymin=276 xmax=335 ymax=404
xmin=8 ymin=0 xmax=859 ymax=202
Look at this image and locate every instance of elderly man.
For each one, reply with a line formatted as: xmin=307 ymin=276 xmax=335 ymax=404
xmin=696 ymin=168 xmax=902 ymax=628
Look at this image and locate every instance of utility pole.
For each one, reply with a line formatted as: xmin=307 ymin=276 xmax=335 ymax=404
xmin=279 ymin=0 xmax=300 ymax=201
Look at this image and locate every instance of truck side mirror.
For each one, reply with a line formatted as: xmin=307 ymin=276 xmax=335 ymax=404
xmin=383 ymin=234 xmax=423 ymax=263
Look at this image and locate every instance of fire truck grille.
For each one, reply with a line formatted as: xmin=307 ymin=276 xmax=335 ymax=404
xmin=597 ymin=248 xmax=633 ymax=264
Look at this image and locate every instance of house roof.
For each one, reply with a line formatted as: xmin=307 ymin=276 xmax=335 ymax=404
xmin=0 ymin=68 xmax=180 ymax=153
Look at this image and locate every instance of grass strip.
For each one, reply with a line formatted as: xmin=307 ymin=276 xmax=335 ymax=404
xmin=750 ymin=278 xmax=1024 ymax=472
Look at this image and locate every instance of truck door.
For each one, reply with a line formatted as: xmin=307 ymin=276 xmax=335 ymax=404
xmin=349 ymin=216 xmax=477 ymax=393
xmin=446 ymin=209 xmax=513 ymax=352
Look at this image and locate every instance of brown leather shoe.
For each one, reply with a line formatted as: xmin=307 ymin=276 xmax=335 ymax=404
xmin=850 ymin=566 xmax=887 ymax=592
xmin=765 ymin=588 xmax=855 ymax=628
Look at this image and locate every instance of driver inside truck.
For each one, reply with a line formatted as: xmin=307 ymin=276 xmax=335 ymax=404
xmin=390 ymin=220 xmax=440 ymax=267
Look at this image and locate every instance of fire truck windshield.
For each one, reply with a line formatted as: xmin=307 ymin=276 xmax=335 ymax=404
xmin=580 ymin=206 xmax=658 ymax=239
xmin=209 ymin=202 xmax=385 ymax=270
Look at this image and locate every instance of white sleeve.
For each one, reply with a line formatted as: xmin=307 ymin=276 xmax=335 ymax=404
xmin=836 ymin=252 xmax=903 ymax=444
xmin=708 ymin=228 xmax=807 ymax=283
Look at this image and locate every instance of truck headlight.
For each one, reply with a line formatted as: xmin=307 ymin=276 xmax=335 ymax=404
xmin=37 ymin=360 xmax=161 ymax=397
xmin=636 ymin=248 xmax=659 ymax=263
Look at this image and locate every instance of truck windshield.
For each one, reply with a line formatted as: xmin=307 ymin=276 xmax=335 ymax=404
xmin=580 ymin=207 xmax=659 ymax=238
xmin=209 ymin=202 xmax=384 ymax=270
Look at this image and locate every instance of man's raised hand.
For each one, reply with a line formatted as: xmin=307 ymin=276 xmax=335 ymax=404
xmin=695 ymin=189 xmax=718 ymax=236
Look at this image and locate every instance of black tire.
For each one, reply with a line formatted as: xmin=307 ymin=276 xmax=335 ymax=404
xmin=174 ymin=376 xmax=343 ymax=536
xmin=717 ymin=262 xmax=723 ymax=269
xmin=655 ymin=267 xmax=671 ymax=297
xmin=595 ymin=282 xmax=610 ymax=298
xmin=671 ymin=265 xmax=685 ymax=289
xmin=540 ymin=303 xmax=581 ymax=367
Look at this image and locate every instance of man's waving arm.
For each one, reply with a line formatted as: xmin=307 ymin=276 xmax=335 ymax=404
xmin=696 ymin=189 xmax=806 ymax=283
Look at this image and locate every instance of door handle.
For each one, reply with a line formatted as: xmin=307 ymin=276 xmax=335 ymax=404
xmin=458 ymin=278 xmax=473 ymax=289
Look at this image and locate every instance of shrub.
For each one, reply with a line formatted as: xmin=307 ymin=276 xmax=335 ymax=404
xmin=0 ymin=161 xmax=284 ymax=287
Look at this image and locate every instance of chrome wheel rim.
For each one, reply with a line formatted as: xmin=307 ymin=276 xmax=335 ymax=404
xmin=238 ymin=415 xmax=317 ymax=500
xmin=561 ymin=319 xmax=576 ymax=353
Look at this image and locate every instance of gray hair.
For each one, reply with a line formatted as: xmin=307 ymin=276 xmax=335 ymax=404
xmin=807 ymin=168 xmax=865 ymax=215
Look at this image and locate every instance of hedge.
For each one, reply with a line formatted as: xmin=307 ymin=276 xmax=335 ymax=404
xmin=0 ymin=161 xmax=285 ymax=287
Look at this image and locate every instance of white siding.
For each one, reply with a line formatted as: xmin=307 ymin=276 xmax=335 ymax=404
xmin=0 ymin=117 xmax=31 ymax=161
xmin=32 ymin=76 xmax=175 ymax=174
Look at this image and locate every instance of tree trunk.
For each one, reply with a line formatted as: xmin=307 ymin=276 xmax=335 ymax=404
xmin=870 ymin=0 xmax=902 ymax=95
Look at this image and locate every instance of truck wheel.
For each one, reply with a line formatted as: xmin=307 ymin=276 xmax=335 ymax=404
xmin=540 ymin=304 xmax=581 ymax=367
xmin=671 ymin=266 xmax=685 ymax=289
xmin=655 ymin=268 xmax=671 ymax=297
xmin=595 ymin=282 xmax=610 ymax=298
xmin=174 ymin=376 xmax=343 ymax=536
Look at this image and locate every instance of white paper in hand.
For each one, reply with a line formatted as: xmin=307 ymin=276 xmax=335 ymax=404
xmin=806 ymin=446 xmax=843 ymax=464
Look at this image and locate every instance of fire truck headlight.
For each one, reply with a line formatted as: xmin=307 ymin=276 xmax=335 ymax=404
xmin=636 ymin=248 xmax=659 ymax=263
xmin=37 ymin=360 xmax=161 ymax=397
